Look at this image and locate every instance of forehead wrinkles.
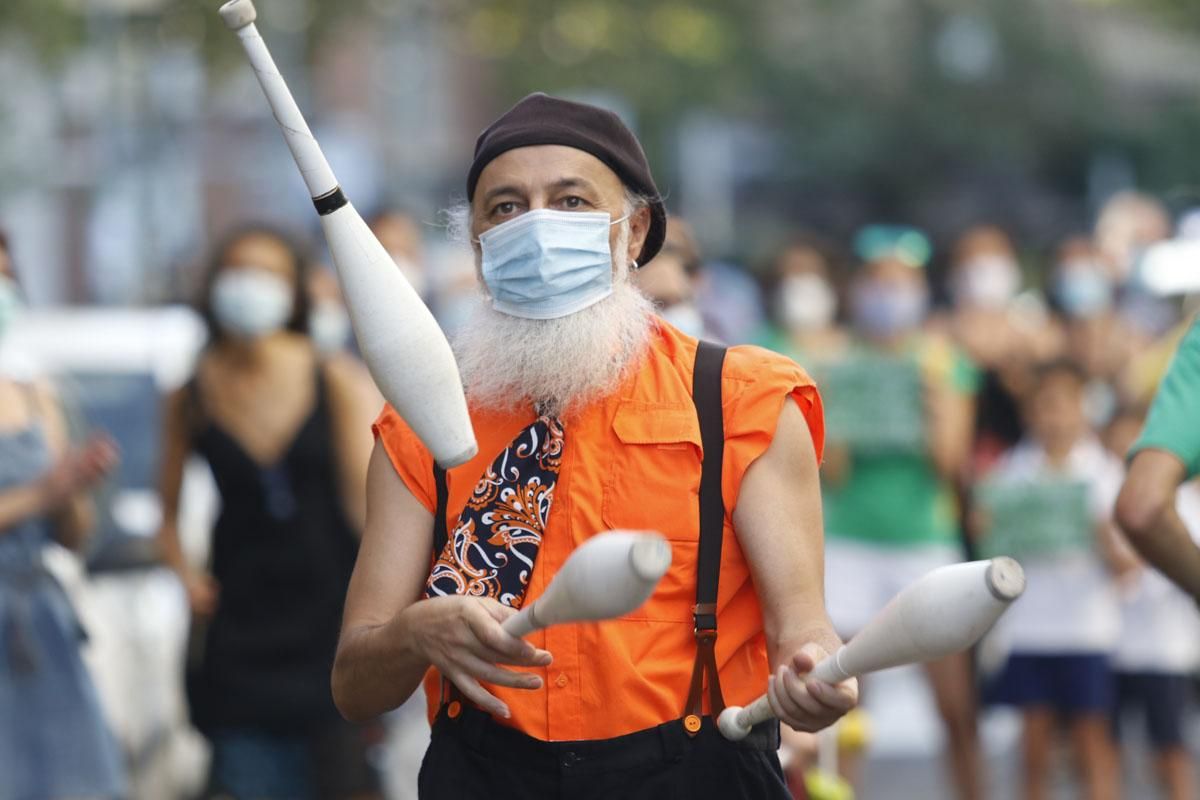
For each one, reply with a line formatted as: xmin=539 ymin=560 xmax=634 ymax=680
xmin=474 ymin=146 xmax=625 ymax=199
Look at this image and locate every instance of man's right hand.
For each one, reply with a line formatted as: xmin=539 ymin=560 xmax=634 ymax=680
xmin=405 ymin=596 xmax=553 ymax=719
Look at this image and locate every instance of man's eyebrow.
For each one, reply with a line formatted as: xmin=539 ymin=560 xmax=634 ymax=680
xmin=549 ymin=176 xmax=599 ymax=194
xmin=481 ymin=184 xmax=525 ymax=204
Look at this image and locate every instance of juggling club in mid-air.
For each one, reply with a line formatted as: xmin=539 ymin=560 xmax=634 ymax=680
xmin=218 ymin=0 xmax=477 ymax=468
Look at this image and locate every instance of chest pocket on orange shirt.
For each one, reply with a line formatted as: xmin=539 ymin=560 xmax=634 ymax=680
xmin=602 ymin=402 xmax=702 ymax=541
xmin=602 ymin=403 xmax=703 ymax=624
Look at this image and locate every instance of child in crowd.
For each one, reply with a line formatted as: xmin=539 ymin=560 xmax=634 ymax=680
xmin=980 ymin=360 xmax=1136 ymax=800
xmin=1106 ymin=407 xmax=1199 ymax=800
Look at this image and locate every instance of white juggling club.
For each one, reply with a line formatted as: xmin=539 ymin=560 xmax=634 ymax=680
xmin=718 ymin=557 xmax=1025 ymax=741
xmin=218 ymin=0 xmax=477 ymax=468
xmin=502 ymin=531 xmax=673 ymax=638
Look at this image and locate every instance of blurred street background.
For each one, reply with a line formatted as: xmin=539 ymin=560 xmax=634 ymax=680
xmin=1 ymin=0 xmax=1199 ymax=306
xmin=1 ymin=1 xmax=1199 ymax=798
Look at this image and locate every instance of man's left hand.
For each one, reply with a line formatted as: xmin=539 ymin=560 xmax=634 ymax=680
xmin=766 ymin=642 xmax=859 ymax=733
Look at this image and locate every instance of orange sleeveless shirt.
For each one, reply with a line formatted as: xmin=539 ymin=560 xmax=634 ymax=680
xmin=372 ymin=320 xmax=824 ymax=741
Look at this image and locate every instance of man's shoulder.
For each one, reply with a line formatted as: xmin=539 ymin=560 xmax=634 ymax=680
xmin=645 ymin=324 xmax=814 ymax=395
xmin=722 ymin=342 xmax=813 ymax=386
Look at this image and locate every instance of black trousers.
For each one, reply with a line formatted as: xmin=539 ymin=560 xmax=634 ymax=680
xmin=417 ymin=705 xmax=790 ymax=800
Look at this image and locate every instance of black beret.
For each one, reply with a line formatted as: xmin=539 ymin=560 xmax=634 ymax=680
xmin=466 ymin=93 xmax=667 ymax=267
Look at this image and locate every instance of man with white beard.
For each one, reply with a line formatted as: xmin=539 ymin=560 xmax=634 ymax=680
xmin=331 ymin=93 xmax=856 ymax=799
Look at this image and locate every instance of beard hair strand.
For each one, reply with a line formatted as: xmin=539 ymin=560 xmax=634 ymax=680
xmin=452 ymin=277 xmax=656 ymax=418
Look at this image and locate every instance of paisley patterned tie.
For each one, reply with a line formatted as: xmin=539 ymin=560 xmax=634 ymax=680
xmin=425 ymin=415 xmax=564 ymax=607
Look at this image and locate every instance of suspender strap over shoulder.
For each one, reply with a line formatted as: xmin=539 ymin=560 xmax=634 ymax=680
xmin=433 ymin=464 xmax=449 ymax=558
xmin=432 ymin=463 xmax=459 ymax=709
xmin=683 ymin=340 xmax=728 ymax=735
xmin=692 ymin=341 xmax=727 ymax=632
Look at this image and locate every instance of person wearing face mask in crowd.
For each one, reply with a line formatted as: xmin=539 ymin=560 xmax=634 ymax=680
xmin=939 ymin=226 xmax=1059 ymax=471
xmin=368 ymin=208 xmax=429 ymax=302
xmin=756 ymin=236 xmax=846 ymax=363
xmin=979 ymin=361 xmax=1136 ymax=800
xmin=155 ymin=225 xmax=382 ymax=800
xmin=306 ymin=265 xmax=384 ymax=434
xmin=368 ymin=206 xmax=491 ymax=341
xmin=332 ymin=93 xmax=857 ymax=799
xmin=307 ymin=265 xmax=355 ymax=356
xmin=632 ymin=215 xmax=710 ymax=339
xmin=0 ymin=231 xmax=127 ymax=798
xmin=1050 ymin=236 xmax=1135 ymax=429
xmin=819 ymin=226 xmax=984 ymax=800
xmin=1094 ymin=191 xmax=1178 ymax=344
xmin=1120 ymin=208 xmax=1200 ymax=408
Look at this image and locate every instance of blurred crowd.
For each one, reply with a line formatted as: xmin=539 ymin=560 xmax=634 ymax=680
xmin=1 ymin=187 xmax=1199 ymax=800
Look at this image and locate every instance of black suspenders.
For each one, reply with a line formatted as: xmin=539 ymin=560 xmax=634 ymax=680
xmin=433 ymin=463 xmax=449 ymax=559
xmin=431 ymin=341 xmax=729 ymax=735
xmin=683 ymin=340 xmax=728 ymax=735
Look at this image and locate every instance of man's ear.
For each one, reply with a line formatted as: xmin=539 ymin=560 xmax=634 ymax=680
xmin=627 ymin=206 xmax=651 ymax=266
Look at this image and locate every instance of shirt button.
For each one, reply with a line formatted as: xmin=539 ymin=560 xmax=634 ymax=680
xmin=555 ymin=673 xmax=569 ymax=688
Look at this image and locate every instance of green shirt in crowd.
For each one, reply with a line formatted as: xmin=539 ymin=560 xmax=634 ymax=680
xmin=793 ymin=335 xmax=978 ymax=548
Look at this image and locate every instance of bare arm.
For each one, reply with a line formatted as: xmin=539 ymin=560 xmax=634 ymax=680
xmin=156 ymin=387 xmax=191 ymax=576
xmin=733 ymin=398 xmax=858 ymax=732
xmin=1096 ymin=519 xmax=1139 ymax=579
xmin=36 ymin=381 xmax=88 ymax=547
xmin=323 ymin=355 xmax=382 ymax=534
xmin=332 ymin=442 xmax=551 ymax=722
xmin=926 ymin=377 xmax=974 ymax=482
xmin=1116 ymin=450 xmax=1200 ymax=598
xmin=36 ymin=381 xmax=119 ymax=550
xmin=155 ymin=386 xmax=219 ymax=615
xmin=0 ymin=383 xmax=116 ymax=544
xmin=0 ymin=481 xmax=57 ymax=533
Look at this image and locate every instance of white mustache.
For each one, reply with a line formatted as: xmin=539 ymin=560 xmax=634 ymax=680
xmin=452 ymin=277 xmax=655 ymax=418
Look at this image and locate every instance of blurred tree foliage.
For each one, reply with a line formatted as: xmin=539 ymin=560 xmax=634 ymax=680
xmin=1 ymin=0 xmax=1196 ymax=252
xmin=438 ymin=0 xmax=1200 ymax=249
xmin=1106 ymin=0 xmax=1200 ymax=30
xmin=0 ymin=0 xmax=379 ymax=68
xmin=0 ymin=0 xmax=87 ymax=59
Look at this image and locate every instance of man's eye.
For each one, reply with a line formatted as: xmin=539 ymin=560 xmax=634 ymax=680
xmin=562 ymin=196 xmax=586 ymax=209
xmin=494 ymin=202 xmax=517 ymax=216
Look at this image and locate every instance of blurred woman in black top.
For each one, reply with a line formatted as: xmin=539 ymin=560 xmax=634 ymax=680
xmin=156 ymin=224 xmax=381 ymax=799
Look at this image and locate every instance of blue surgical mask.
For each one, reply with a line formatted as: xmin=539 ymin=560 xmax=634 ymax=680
xmin=1055 ymin=264 xmax=1112 ymax=319
xmin=852 ymin=280 xmax=927 ymax=337
xmin=211 ymin=268 xmax=294 ymax=339
xmin=478 ymin=209 xmax=627 ymax=320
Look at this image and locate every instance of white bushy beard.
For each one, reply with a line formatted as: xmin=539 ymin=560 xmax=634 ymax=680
xmin=453 ymin=223 xmax=656 ymax=417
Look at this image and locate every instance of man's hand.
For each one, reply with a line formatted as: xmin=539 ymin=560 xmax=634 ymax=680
xmin=767 ymin=642 xmax=859 ymax=733
xmin=407 ymin=596 xmax=553 ymax=719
